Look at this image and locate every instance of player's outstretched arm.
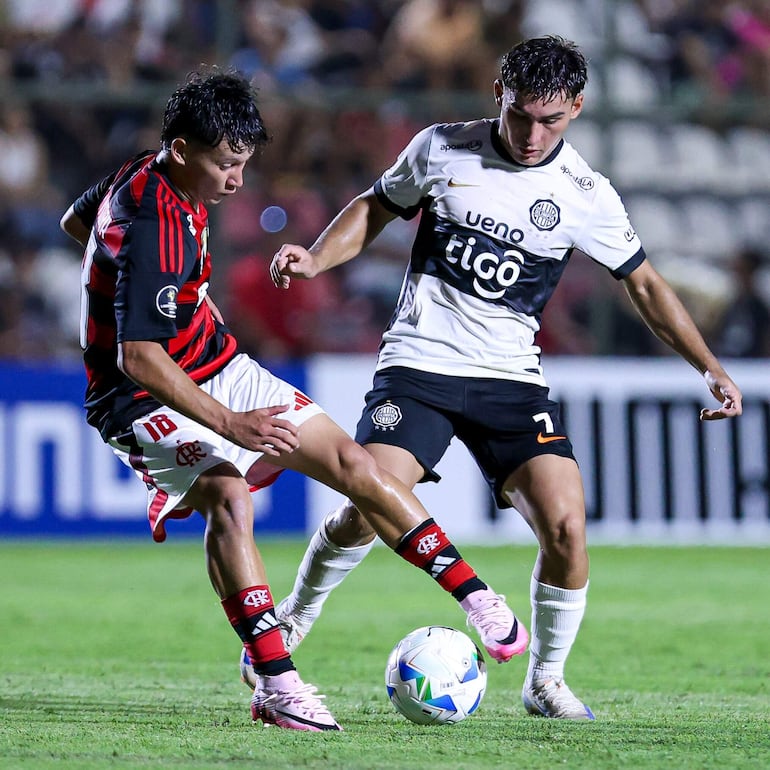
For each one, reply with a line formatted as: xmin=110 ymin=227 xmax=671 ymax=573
xmin=622 ymin=261 xmax=743 ymax=421
xmin=270 ymin=189 xmax=396 ymax=289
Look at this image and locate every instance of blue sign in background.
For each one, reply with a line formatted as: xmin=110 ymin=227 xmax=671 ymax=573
xmin=0 ymin=361 xmax=308 ymax=538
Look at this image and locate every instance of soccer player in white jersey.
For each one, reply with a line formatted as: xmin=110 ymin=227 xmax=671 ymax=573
xmin=259 ymin=36 xmax=743 ymax=719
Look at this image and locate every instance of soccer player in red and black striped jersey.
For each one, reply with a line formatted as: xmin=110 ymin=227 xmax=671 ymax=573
xmin=60 ymin=69 xmax=527 ymax=732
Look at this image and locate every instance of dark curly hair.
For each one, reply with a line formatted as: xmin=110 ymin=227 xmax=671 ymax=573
xmin=500 ymin=36 xmax=588 ymax=102
xmin=161 ymin=68 xmax=269 ymax=154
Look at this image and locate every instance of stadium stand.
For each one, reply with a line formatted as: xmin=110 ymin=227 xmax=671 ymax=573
xmin=0 ymin=0 xmax=768 ymax=361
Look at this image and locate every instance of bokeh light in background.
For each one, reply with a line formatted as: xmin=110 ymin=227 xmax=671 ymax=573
xmin=260 ymin=205 xmax=288 ymax=233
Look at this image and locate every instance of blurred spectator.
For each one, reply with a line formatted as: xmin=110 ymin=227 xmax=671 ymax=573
xmin=0 ymin=206 xmax=80 ymax=361
xmin=711 ymin=247 xmax=770 ymax=357
xmin=537 ymin=257 xmax=601 ymax=356
xmin=481 ymin=0 xmax=527 ymax=55
xmin=342 ymin=216 xmax=419 ymax=329
xmin=592 ymin=276 xmax=666 ymax=357
xmin=539 ymin=259 xmax=668 ymax=357
xmin=0 ymin=233 xmax=64 ymax=359
xmin=224 ymin=246 xmax=382 ymax=362
xmin=85 ymin=0 xmax=182 ymax=78
xmin=304 ymin=0 xmax=387 ymax=85
xmin=0 ymin=103 xmax=67 ymax=247
xmin=2 ymin=0 xmax=185 ymax=84
xmin=31 ymin=244 xmax=82 ymax=359
xmin=380 ymin=0 xmax=492 ymax=90
xmin=1 ymin=1 xmax=770 ymax=361
xmin=231 ymin=0 xmax=385 ymax=90
xmin=641 ymin=0 xmax=770 ymax=104
xmin=231 ymin=0 xmax=378 ymax=91
xmin=2 ymin=0 xmax=81 ymax=37
xmin=231 ymin=0 xmax=329 ymax=89
xmin=218 ymin=169 xmax=334 ymax=255
xmin=0 ymin=103 xmax=49 ymax=197
xmin=658 ymin=0 xmax=758 ymax=102
xmin=725 ymin=0 xmax=770 ymax=98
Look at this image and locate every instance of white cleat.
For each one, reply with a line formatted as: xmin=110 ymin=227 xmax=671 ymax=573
xmin=522 ymin=677 xmax=595 ymax=720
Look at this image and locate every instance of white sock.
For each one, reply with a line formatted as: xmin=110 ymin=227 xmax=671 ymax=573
xmin=526 ymin=575 xmax=588 ymax=685
xmin=282 ymin=509 xmax=375 ymax=628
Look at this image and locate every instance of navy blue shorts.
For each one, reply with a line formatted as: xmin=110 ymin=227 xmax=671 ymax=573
xmin=355 ymin=366 xmax=575 ymax=508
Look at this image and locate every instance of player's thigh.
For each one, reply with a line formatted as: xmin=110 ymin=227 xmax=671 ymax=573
xmin=355 ymin=392 xmax=455 ymax=485
xmin=268 ymin=413 xmax=380 ymax=493
xmin=458 ymin=382 xmax=575 ymax=506
xmin=364 ymin=443 xmax=425 ymax=489
xmin=502 ymin=453 xmax=585 ymax=536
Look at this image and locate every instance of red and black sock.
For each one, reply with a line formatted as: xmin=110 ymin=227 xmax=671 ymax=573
xmin=395 ymin=518 xmax=486 ymax=601
xmin=221 ymin=585 xmax=294 ymax=677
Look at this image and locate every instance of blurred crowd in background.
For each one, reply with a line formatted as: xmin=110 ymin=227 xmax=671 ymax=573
xmin=1 ymin=0 xmax=769 ymax=363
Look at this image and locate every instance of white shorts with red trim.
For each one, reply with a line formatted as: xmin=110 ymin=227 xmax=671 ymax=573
xmin=108 ymin=354 xmax=324 ymax=542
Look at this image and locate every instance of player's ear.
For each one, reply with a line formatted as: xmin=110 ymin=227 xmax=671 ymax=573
xmin=169 ymin=137 xmax=188 ymax=165
xmin=570 ymin=93 xmax=584 ymax=119
xmin=494 ymin=79 xmax=504 ymax=106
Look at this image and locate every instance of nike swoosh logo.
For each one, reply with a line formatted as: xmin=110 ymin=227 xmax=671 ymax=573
xmin=537 ymin=432 xmax=567 ymax=444
xmin=448 ymin=178 xmax=480 ymax=187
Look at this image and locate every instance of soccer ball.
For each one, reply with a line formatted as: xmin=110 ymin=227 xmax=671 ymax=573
xmin=385 ymin=625 xmax=487 ymax=725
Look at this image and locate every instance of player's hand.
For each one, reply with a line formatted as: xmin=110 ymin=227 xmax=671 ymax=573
xmin=224 ymin=404 xmax=300 ymax=455
xmin=270 ymin=244 xmax=319 ymax=289
xmin=700 ymin=371 xmax=743 ymax=421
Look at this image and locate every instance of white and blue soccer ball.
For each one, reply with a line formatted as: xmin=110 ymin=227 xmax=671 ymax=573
xmin=385 ymin=625 xmax=487 ymax=725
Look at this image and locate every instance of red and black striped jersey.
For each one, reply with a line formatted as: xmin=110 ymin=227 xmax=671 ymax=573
xmin=75 ymin=151 xmax=238 ymax=439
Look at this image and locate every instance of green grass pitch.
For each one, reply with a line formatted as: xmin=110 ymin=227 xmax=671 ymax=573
xmin=0 ymin=540 xmax=767 ymax=769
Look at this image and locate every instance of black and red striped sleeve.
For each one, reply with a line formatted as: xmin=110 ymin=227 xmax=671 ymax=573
xmin=72 ymin=152 xmax=152 ymax=229
xmin=114 ymin=182 xmax=191 ymax=344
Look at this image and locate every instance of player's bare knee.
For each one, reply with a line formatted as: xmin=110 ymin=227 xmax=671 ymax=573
xmin=325 ymin=501 xmax=375 ymax=546
xmin=198 ymin=477 xmax=253 ymax=537
xmin=333 ymin=441 xmax=382 ymax=498
xmin=539 ymin=511 xmax=586 ymax=562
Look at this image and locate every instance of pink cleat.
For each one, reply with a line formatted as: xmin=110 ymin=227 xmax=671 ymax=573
xmin=251 ymin=669 xmax=342 ymax=732
xmin=460 ymin=588 xmax=529 ymax=663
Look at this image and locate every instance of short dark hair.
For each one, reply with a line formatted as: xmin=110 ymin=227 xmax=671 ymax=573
xmin=500 ymin=36 xmax=588 ymax=102
xmin=161 ymin=69 xmax=269 ymax=153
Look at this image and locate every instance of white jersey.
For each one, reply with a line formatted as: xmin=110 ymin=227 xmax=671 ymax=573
xmin=374 ymin=118 xmax=645 ymax=385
